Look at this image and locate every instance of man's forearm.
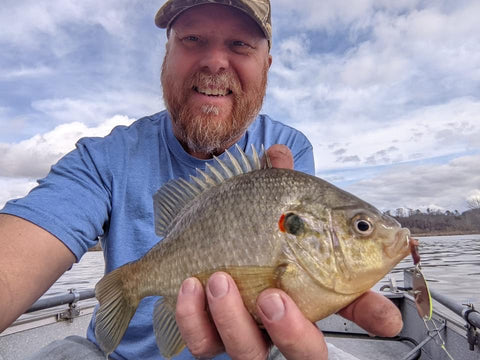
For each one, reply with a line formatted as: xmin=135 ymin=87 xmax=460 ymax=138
xmin=0 ymin=214 xmax=76 ymax=331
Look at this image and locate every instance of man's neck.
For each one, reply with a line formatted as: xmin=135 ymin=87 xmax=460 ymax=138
xmin=187 ymin=148 xmax=216 ymax=160
xmin=180 ymin=138 xmax=241 ymax=160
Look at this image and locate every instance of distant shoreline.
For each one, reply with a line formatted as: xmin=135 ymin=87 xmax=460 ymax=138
xmin=412 ymin=231 xmax=480 ymax=237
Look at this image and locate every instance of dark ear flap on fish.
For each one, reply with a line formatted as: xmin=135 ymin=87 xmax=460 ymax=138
xmin=154 ymin=144 xmax=265 ymax=237
xmin=153 ymin=297 xmax=186 ymax=358
xmin=278 ymin=212 xmax=338 ymax=291
xmin=278 ymin=212 xmax=305 ymax=235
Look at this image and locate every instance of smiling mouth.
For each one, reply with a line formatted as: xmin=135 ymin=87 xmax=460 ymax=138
xmin=193 ymin=86 xmax=233 ymax=97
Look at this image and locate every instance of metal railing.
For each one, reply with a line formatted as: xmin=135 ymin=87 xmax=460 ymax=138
xmin=429 ymin=288 xmax=480 ymax=329
xmin=27 ymin=289 xmax=96 ymax=313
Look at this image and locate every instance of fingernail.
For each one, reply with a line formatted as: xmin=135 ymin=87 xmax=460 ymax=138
xmin=208 ymin=273 xmax=229 ymax=298
xmin=259 ymin=293 xmax=285 ymax=321
xmin=274 ymin=145 xmax=289 ymax=155
xmin=181 ymin=278 xmax=196 ymax=295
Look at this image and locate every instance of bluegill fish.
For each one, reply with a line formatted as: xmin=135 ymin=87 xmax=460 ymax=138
xmin=95 ymin=145 xmax=412 ymax=358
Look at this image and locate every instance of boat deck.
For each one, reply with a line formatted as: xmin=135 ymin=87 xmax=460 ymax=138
xmin=327 ymin=337 xmax=414 ymax=360
xmin=1 ymin=286 xmax=479 ymax=360
xmin=0 ymin=305 xmax=95 ymax=360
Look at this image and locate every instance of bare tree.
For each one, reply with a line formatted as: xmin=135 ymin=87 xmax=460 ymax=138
xmin=395 ymin=208 xmax=406 ymax=217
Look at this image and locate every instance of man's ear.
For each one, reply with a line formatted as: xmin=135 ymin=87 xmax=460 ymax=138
xmin=268 ymin=54 xmax=273 ymax=68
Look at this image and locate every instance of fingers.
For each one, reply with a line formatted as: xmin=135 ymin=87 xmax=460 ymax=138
xmin=175 ymin=277 xmax=224 ymax=358
xmin=266 ymin=144 xmax=294 ymax=170
xmin=206 ymin=273 xmax=268 ymax=360
xmin=257 ymin=289 xmax=328 ymax=360
xmin=176 ymin=273 xmax=269 ymax=360
xmin=177 ymin=273 xmax=330 ymax=360
xmin=337 ymin=290 xmax=403 ymax=337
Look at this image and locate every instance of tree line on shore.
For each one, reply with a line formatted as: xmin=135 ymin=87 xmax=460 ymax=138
xmin=385 ymin=208 xmax=480 ymax=235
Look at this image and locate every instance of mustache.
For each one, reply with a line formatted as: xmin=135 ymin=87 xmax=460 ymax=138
xmin=186 ymin=70 xmax=242 ymax=94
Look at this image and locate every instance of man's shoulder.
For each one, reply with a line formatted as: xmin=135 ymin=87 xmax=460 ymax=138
xmin=249 ymin=114 xmax=314 ymax=174
xmin=105 ymin=110 xmax=168 ymax=138
xmin=252 ymin=114 xmax=311 ymax=145
xmin=255 ymin=113 xmax=293 ymax=128
xmin=254 ymin=114 xmax=307 ymax=136
xmin=77 ymin=111 xmax=168 ymax=147
xmin=127 ymin=110 xmax=169 ymax=130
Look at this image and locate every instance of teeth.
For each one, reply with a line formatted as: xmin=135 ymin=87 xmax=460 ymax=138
xmin=195 ymin=87 xmax=230 ymax=96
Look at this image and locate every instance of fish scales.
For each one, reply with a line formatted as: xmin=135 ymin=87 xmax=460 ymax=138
xmin=94 ymin=146 xmax=412 ymax=358
xmin=137 ymin=168 xmax=315 ymax=305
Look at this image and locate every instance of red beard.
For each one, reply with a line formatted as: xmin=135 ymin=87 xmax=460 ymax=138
xmin=161 ymin=55 xmax=268 ymax=156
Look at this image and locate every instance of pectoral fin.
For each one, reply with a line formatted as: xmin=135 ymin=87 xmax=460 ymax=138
xmin=332 ymin=270 xmax=382 ymax=295
xmin=153 ymin=297 xmax=185 ymax=359
xmin=276 ymin=262 xmax=359 ymax=321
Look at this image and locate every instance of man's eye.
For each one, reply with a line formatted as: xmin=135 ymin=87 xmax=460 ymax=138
xmin=232 ymin=40 xmax=247 ymax=47
xmin=184 ymin=36 xmax=199 ymax=42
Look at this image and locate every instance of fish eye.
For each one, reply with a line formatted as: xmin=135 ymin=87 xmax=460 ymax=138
xmin=354 ymin=219 xmax=374 ymax=235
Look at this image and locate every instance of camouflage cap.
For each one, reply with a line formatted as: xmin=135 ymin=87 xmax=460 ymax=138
xmin=155 ymin=0 xmax=272 ymax=45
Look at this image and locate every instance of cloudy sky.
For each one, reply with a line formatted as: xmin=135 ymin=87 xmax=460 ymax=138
xmin=1 ymin=0 xmax=479 ymax=213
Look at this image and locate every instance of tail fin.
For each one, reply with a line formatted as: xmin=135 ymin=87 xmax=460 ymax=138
xmin=94 ymin=265 xmax=139 ymax=355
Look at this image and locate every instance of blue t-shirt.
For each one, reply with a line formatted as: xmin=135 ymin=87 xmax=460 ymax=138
xmin=1 ymin=110 xmax=314 ymax=359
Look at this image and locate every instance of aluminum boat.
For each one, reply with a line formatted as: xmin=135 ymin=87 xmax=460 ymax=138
xmin=1 ymin=269 xmax=479 ymax=360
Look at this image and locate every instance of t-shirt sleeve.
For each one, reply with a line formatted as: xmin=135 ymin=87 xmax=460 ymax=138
xmin=249 ymin=115 xmax=316 ymax=176
xmin=292 ymin=139 xmax=315 ymax=176
xmin=0 ymin=137 xmax=112 ymax=262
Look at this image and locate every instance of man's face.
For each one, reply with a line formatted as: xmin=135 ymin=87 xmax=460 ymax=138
xmin=161 ymin=4 xmax=272 ymax=158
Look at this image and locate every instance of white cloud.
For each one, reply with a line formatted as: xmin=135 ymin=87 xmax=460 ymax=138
xmin=0 ymin=177 xmax=39 ymax=209
xmin=0 ymin=115 xmax=135 ymax=179
xmin=0 ymin=66 xmax=54 ymax=80
xmin=467 ymin=189 xmax=480 ymax=202
xmin=273 ymin=0 xmax=421 ymax=32
xmin=0 ymin=0 xmax=139 ymax=46
xmin=277 ymin=95 xmax=480 ymax=173
xmin=343 ymin=154 xmax=480 ymax=212
xmin=0 ymin=89 xmax=162 ymax=144
xmin=269 ymin=0 xmax=480 ymax=106
xmin=31 ymin=90 xmax=162 ymax=126
xmin=267 ymin=0 xmax=480 ymax=180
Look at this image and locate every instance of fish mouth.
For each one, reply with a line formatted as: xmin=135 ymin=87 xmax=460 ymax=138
xmin=409 ymin=237 xmax=421 ymax=264
xmin=384 ymin=227 xmax=411 ymax=259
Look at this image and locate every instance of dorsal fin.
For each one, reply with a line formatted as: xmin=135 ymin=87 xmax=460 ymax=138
xmin=262 ymin=144 xmax=273 ymax=169
xmin=153 ymin=144 xmax=265 ymax=237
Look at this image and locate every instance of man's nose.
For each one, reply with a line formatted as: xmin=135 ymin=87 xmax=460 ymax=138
xmin=199 ymin=46 xmax=229 ymax=74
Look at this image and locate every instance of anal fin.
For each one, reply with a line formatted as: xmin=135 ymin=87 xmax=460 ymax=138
xmin=153 ymin=297 xmax=186 ymax=359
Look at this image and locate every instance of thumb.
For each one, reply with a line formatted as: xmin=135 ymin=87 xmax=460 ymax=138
xmin=266 ymin=145 xmax=294 ymax=170
xmin=256 ymin=289 xmax=328 ymax=360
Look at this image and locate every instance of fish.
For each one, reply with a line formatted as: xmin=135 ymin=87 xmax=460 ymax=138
xmin=94 ymin=145 xmax=412 ymax=358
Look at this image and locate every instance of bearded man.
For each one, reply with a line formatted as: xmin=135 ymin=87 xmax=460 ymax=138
xmin=0 ymin=1 xmax=403 ymax=359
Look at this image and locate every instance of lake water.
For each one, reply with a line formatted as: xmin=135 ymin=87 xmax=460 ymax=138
xmin=42 ymin=234 xmax=480 ymax=310
xmin=376 ymin=233 xmax=480 ymax=308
